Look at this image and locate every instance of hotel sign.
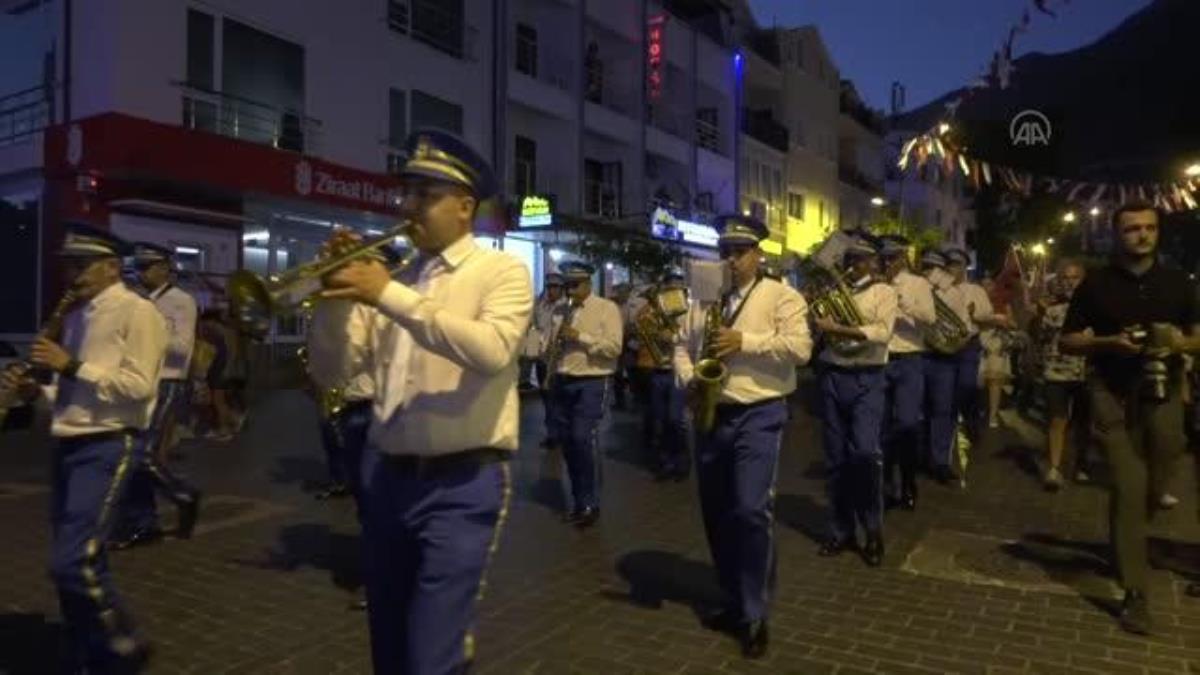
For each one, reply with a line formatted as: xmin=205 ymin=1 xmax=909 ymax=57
xmin=648 ymin=15 xmax=667 ymax=100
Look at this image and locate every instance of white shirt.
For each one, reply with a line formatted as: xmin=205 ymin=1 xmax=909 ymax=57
xmin=49 ymin=282 xmax=168 ymax=437
xmin=318 ymin=235 xmax=533 ymax=456
xmin=547 ymin=293 xmax=624 ymax=376
xmin=820 ymin=281 xmax=898 ymax=368
xmin=528 ymin=296 xmax=561 ymax=359
xmin=889 ymin=270 xmax=937 ymax=354
xmin=148 ymin=283 xmax=197 ymax=380
xmin=307 ymin=299 xmax=375 ymax=401
xmin=674 ymin=277 xmax=812 ymax=404
xmin=622 ymin=294 xmax=649 ymax=351
xmin=943 ymin=281 xmax=994 ymax=336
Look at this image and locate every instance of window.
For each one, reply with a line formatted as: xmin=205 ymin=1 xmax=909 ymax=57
xmin=695 ymin=191 xmax=714 ymax=213
xmin=788 ymin=192 xmax=804 ymax=219
xmin=514 ymin=135 xmax=536 ymax=196
xmin=772 ymin=169 xmax=782 ymax=203
xmin=186 ymin=10 xmax=214 ymax=89
xmin=220 ymin=18 xmax=306 ymax=150
xmin=388 ymin=0 xmax=466 ymax=60
xmin=411 ymin=90 xmax=462 ymax=135
xmin=388 ymin=89 xmax=407 ymax=147
xmin=516 ymin=23 xmax=537 ymax=77
xmin=584 ymin=159 xmax=621 ymax=218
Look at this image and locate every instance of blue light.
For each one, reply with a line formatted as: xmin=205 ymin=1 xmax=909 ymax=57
xmin=733 ymin=51 xmax=743 ymax=65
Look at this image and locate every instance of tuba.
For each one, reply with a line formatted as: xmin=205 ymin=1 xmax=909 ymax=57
xmin=227 ymin=221 xmax=419 ymax=338
xmin=691 ymin=302 xmax=728 ymax=433
xmin=798 ymin=232 xmax=868 ymax=355
xmin=634 ymin=285 xmax=689 ymax=367
xmin=0 ymin=288 xmax=80 ymax=430
xmin=924 ymin=281 xmax=971 ymax=355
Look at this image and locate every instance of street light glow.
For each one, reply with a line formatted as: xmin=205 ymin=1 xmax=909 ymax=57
xmin=1186 ymin=163 xmax=1200 ymax=178
xmin=1089 ymin=207 xmax=1101 ymax=217
xmin=1031 ymin=243 xmax=1046 ymax=256
xmin=1046 ymin=237 xmax=1055 ymax=245
xmin=1062 ymin=212 xmax=1076 ymax=223
xmin=871 ymin=197 xmax=885 ymax=206
xmin=938 ymin=122 xmax=951 ymax=135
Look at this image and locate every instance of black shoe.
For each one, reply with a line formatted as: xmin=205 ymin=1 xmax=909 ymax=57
xmin=176 ymin=493 xmax=201 ymax=540
xmin=574 ymin=506 xmax=600 ymax=529
xmin=349 ymin=598 xmax=368 ymax=611
xmin=109 ymin=527 xmax=164 ymax=551
xmin=863 ymin=532 xmax=885 ymax=567
xmin=739 ymin=620 xmax=769 ymax=659
xmin=562 ymin=509 xmax=582 ymax=524
xmin=900 ymin=491 xmax=917 ymax=511
xmin=314 ymin=483 xmax=350 ymax=500
xmin=107 ymin=636 xmax=152 ymax=673
xmin=1119 ymin=590 xmax=1153 ymax=635
xmin=1187 ymin=582 xmax=1200 ymax=598
xmin=818 ymin=537 xmax=853 ymax=557
xmin=699 ymin=607 xmax=741 ymax=633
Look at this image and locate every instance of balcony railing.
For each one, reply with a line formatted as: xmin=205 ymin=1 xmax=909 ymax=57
xmin=839 ymin=164 xmax=883 ymax=193
xmin=179 ymin=84 xmax=322 ymax=154
xmin=695 ymin=115 xmax=722 ymax=155
xmin=647 ymin=104 xmax=689 ymax=140
xmin=741 ymin=109 xmax=788 ymax=153
xmin=388 ymin=0 xmax=477 ymax=61
xmin=583 ymin=179 xmax=621 ymax=219
xmin=0 ymin=85 xmax=51 ymax=146
xmin=513 ymin=43 xmax=573 ymax=93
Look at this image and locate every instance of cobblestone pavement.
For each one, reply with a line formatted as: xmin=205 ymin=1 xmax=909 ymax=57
xmin=2 ymin=382 xmax=1200 ymax=674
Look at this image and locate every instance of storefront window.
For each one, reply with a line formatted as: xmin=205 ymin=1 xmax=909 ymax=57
xmin=501 ymin=237 xmax=539 ymax=293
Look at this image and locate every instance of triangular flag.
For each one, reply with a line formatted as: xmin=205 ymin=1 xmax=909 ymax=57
xmin=1067 ymin=182 xmax=1089 ymax=202
xmin=1091 ymin=184 xmax=1107 ymax=204
xmin=981 ymin=162 xmax=993 ymax=185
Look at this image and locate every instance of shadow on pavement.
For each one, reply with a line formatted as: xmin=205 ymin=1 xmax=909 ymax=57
xmin=0 ymin=612 xmax=65 ymax=675
xmin=230 ymin=522 xmax=363 ymax=592
xmin=992 ymin=443 xmax=1042 ymax=480
xmin=268 ymin=456 xmax=332 ymax=491
xmin=775 ymin=492 xmax=828 ymax=545
xmin=605 ymin=549 xmax=725 ymax=614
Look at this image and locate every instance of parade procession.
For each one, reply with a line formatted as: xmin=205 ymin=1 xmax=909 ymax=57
xmin=3 ymin=0 xmax=1200 ymax=673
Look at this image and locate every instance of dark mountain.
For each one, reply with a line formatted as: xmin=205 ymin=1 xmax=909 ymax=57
xmin=894 ymin=0 xmax=1200 ymax=182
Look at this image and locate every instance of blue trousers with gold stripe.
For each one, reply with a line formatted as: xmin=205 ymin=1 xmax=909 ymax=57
xmin=695 ymin=398 xmax=786 ymax=623
xmin=50 ymin=430 xmax=142 ymax=669
xmin=819 ymin=365 xmax=886 ymax=541
xmin=551 ymin=375 xmax=609 ymax=511
xmin=647 ymin=369 xmax=690 ymax=476
xmin=360 ymin=447 xmax=511 ymax=674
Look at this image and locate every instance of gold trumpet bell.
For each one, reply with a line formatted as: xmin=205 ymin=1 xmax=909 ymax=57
xmin=227 ymin=270 xmax=274 ymax=340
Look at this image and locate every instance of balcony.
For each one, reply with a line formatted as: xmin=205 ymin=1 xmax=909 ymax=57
xmin=839 ymin=164 xmax=883 ymax=194
xmin=741 ymin=109 xmax=788 ymax=154
xmin=0 ymin=86 xmax=50 ymax=146
xmin=583 ymin=179 xmax=621 ymax=219
xmin=388 ymin=0 xmax=478 ymax=61
xmin=509 ymin=42 xmax=575 ymax=120
xmin=180 ymin=84 xmax=322 ymax=155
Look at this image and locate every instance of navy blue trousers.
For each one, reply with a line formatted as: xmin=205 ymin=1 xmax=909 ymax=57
xmin=819 ymin=366 xmax=886 ymax=542
xmin=552 ymin=376 xmax=609 ymax=511
xmin=883 ymin=355 xmax=925 ymax=497
xmin=319 ymin=400 xmax=372 ymax=493
xmin=360 ymin=447 xmax=511 ymax=674
xmin=695 ymin=398 xmax=787 ymax=623
xmin=956 ymin=339 xmax=983 ymax=438
xmin=118 ymin=380 xmax=197 ymax=534
xmin=51 ymin=431 xmax=141 ymax=670
xmin=924 ymin=352 xmax=958 ymax=469
xmin=647 ymin=369 xmax=690 ymax=476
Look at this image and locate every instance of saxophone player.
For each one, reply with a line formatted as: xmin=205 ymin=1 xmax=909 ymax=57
xmin=673 ymin=215 xmax=811 ymax=659
xmin=812 ymin=236 xmax=898 ymax=567
xmin=0 ymin=223 xmax=167 ymax=670
xmin=546 ymin=261 xmax=623 ymax=528
xmin=878 ymin=235 xmax=937 ymax=511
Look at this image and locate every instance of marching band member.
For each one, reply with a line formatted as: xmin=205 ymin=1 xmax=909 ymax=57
xmin=112 ymin=242 xmax=203 ymax=549
xmin=813 ymin=236 xmax=898 ymax=567
xmin=942 ymin=248 xmax=1006 ymax=443
xmin=535 ymin=273 xmax=565 ymax=450
xmin=1 ymin=223 xmax=167 ymax=670
xmin=644 ymin=267 xmax=691 ymax=482
xmin=318 ymin=130 xmax=533 ymax=674
xmin=878 ymin=235 xmax=936 ymax=511
xmin=674 ymin=215 xmax=811 ymax=659
xmin=921 ymin=250 xmax=961 ymax=483
xmin=546 ymin=261 xmax=623 ymax=527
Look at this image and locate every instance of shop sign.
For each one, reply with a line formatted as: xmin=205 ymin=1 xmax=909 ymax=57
xmin=518 ymin=195 xmax=553 ymax=227
xmin=295 ymin=160 xmax=403 ymax=209
xmin=650 ymin=207 xmax=718 ymax=248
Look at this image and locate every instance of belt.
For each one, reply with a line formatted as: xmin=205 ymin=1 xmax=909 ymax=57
xmin=888 ymin=351 xmax=925 ymax=360
xmin=715 ymin=396 xmax=785 ymax=413
xmin=822 ymin=363 xmax=885 ymax=374
xmin=380 ymin=447 xmax=509 ymax=478
xmin=558 ymin=374 xmax=609 ymax=382
xmin=341 ymin=399 xmax=372 ymax=413
xmin=59 ymin=428 xmax=139 ymax=446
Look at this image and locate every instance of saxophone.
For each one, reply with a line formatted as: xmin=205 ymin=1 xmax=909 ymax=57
xmin=542 ymin=297 xmax=580 ymax=390
xmin=0 ymin=289 xmax=80 ymax=430
xmin=691 ymin=302 xmax=728 ymax=433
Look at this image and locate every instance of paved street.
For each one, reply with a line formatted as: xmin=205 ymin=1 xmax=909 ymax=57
xmin=3 ymin=381 xmax=1200 ymax=674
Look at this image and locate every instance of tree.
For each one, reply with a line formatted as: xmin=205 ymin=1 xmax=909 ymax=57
xmin=865 ymin=212 xmax=945 ymax=252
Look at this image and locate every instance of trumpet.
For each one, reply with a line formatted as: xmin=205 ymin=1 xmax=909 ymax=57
xmin=542 ymin=296 xmax=580 ymax=390
xmin=691 ymin=302 xmax=728 ymax=433
xmin=227 ymin=221 xmax=418 ymax=337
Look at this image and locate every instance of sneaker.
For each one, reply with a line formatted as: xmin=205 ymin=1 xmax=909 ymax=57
xmin=1159 ymin=493 xmax=1180 ymax=510
xmin=1043 ymin=467 xmax=1063 ymax=492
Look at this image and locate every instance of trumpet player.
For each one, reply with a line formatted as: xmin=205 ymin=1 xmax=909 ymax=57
xmin=942 ymin=248 xmax=1006 ymax=441
xmin=546 ymin=261 xmax=623 ymax=528
xmin=535 ymin=272 xmax=566 ymax=451
xmin=878 ymin=235 xmax=937 ymax=511
xmin=674 ymin=215 xmax=811 ymax=659
xmin=642 ymin=267 xmax=691 ymax=482
xmin=812 ymin=236 xmax=897 ymax=567
xmin=317 ymin=130 xmax=533 ymax=674
xmin=0 ymin=223 xmax=167 ymax=670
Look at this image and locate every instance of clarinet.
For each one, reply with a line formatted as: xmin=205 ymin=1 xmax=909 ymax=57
xmin=0 ymin=289 xmax=80 ymax=429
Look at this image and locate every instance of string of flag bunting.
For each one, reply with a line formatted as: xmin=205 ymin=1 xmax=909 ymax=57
xmin=897 ymin=0 xmax=1200 ymax=213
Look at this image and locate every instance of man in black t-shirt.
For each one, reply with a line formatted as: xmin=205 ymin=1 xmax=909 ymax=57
xmin=1061 ymin=201 xmax=1200 ymax=635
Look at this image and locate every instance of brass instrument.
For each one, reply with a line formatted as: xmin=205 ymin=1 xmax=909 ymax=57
xmin=227 ymin=221 xmax=418 ymax=338
xmin=797 ymin=232 xmax=868 ymax=356
xmin=541 ymin=297 xmax=580 ymax=390
xmin=634 ymin=285 xmax=689 ymax=367
xmin=691 ymin=302 xmax=729 ymax=433
xmin=925 ymin=291 xmax=971 ymax=355
xmin=1 ymin=289 xmax=80 ymax=430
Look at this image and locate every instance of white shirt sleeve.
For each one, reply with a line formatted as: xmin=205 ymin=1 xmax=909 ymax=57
xmin=740 ymin=285 xmax=813 ymax=365
xmin=307 ymin=299 xmax=372 ymax=389
xmin=903 ymin=276 xmax=938 ymax=326
xmin=857 ymin=285 xmax=898 ymax=345
xmin=375 ymin=257 xmax=534 ymax=375
xmin=75 ymin=301 xmax=167 ymax=403
xmin=576 ymin=299 xmax=624 ymax=359
xmin=673 ymin=305 xmax=701 ymax=388
xmin=164 ymin=293 xmax=197 ymax=364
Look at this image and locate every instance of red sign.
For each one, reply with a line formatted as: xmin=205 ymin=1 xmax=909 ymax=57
xmin=648 ymin=15 xmax=667 ymax=100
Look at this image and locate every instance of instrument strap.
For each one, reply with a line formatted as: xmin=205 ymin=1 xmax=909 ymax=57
xmin=722 ymin=277 xmax=762 ymax=328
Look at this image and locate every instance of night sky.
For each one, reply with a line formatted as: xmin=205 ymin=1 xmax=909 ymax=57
xmin=748 ymin=0 xmax=1152 ymax=112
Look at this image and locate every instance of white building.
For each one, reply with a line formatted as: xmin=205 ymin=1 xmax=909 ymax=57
xmin=0 ymin=0 xmax=738 ymax=337
xmin=884 ymin=128 xmax=975 ymax=249
xmin=837 ymin=80 xmax=886 ymax=231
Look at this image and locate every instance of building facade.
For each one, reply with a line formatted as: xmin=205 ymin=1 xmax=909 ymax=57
xmin=884 ymin=128 xmax=975 ymax=250
xmin=837 ymin=80 xmax=885 ymax=231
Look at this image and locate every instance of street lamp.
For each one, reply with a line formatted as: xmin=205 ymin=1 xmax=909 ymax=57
xmin=1185 ymin=163 xmax=1200 ymax=178
xmin=1030 ymin=243 xmax=1047 ymax=256
xmin=938 ymin=122 xmax=951 ymax=135
xmin=1089 ymin=206 xmax=1101 ymax=217
xmin=1062 ymin=212 xmax=1076 ymax=224
xmin=1046 ymin=237 xmax=1055 ymax=245
xmin=871 ymin=196 xmax=885 ymax=207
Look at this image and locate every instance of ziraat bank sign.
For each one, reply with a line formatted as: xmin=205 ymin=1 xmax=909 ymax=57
xmin=295 ymin=160 xmax=403 ymax=210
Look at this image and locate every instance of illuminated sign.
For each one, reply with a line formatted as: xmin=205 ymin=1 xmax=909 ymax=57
xmin=648 ymin=15 xmax=667 ymax=100
xmin=650 ymin=207 xmax=718 ymax=248
xmin=518 ymin=195 xmax=553 ymax=227
xmin=759 ymin=239 xmax=783 ymax=255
